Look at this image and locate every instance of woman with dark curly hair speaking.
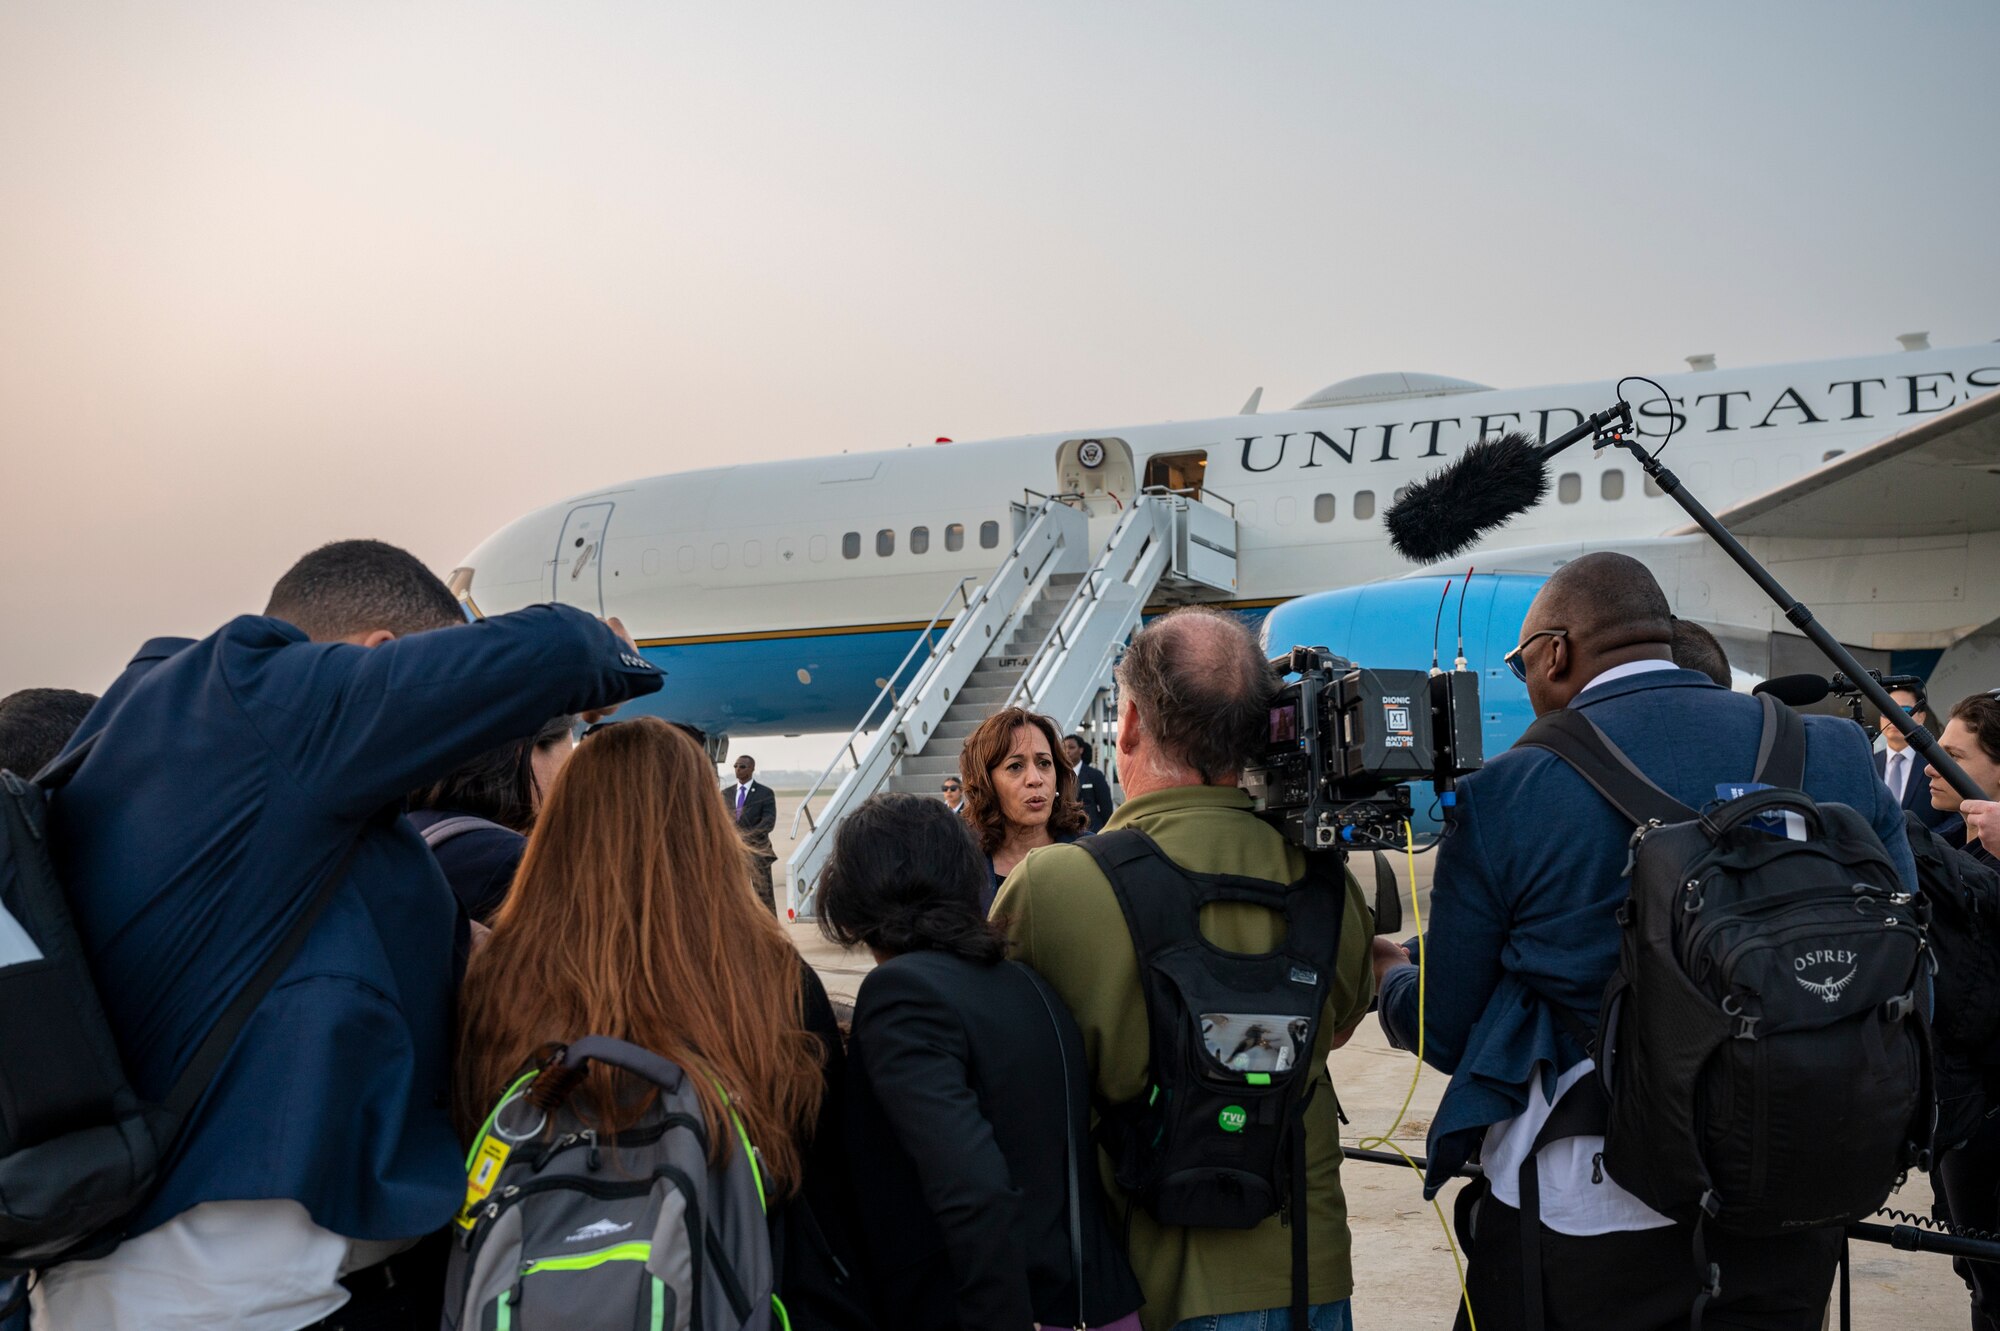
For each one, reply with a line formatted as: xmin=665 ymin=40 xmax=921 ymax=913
xmin=956 ymin=706 xmax=1090 ymax=912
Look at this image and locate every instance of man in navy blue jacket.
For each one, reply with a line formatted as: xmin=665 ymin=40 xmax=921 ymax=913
xmin=32 ymin=540 xmax=661 ymax=1331
xmin=1376 ymin=553 xmax=1915 ymax=1331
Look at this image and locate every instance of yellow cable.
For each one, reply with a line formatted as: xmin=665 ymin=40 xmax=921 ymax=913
xmin=1350 ymin=820 xmax=1475 ymax=1330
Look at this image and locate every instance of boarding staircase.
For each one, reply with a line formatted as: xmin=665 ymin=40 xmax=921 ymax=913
xmin=785 ymin=487 xmax=1239 ymax=915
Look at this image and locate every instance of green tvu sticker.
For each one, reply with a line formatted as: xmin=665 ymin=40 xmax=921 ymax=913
xmin=1218 ymin=1105 xmax=1247 ymax=1133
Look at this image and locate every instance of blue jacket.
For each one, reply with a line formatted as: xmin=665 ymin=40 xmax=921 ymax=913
xmin=49 ymin=605 xmax=661 ymax=1239
xmin=1378 ymin=667 xmax=1918 ymax=1194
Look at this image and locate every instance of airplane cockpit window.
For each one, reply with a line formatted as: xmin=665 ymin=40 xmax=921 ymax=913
xmin=842 ymin=532 xmax=861 ymax=560
xmin=945 ymin=523 xmax=965 ymax=552
xmin=877 ymin=529 xmax=895 ymax=557
xmin=1353 ymin=491 xmax=1375 ymax=520
xmin=1601 ymin=471 xmax=1625 ymax=501
xmin=979 ymin=520 xmax=1000 ymax=549
xmin=1143 ymin=451 xmax=1206 ymax=499
xmin=1558 ymin=473 xmax=1582 ymax=504
xmin=1314 ymin=494 xmax=1335 ymax=523
xmin=911 ymin=526 xmax=929 ymax=554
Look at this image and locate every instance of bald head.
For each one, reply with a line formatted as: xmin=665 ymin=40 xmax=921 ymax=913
xmin=1516 ymin=553 xmax=1673 ymax=714
xmin=1115 ymin=606 xmax=1274 ymax=787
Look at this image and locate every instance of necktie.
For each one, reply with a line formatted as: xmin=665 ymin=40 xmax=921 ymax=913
xmin=737 ymin=785 xmax=747 ymax=816
xmin=1888 ymin=751 xmax=1907 ymax=802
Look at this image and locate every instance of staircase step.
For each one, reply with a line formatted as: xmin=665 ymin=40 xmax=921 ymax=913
xmin=966 ymin=666 xmax=1025 ymax=688
xmin=934 ymin=719 xmax=987 ymax=739
xmin=885 ymin=775 xmax=960 ymax=796
xmin=896 ymin=754 xmax=964 ymax=777
xmin=956 ymin=686 xmax=1014 ymax=706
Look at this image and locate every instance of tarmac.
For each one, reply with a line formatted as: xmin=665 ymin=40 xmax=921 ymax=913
xmin=769 ymin=790 xmax=1967 ymax=1330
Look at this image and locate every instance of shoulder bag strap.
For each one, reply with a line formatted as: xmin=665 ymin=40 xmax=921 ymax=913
xmin=1515 ymin=709 xmax=1698 ymax=829
xmin=1751 ymin=692 xmax=1808 ymax=790
xmin=1012 ymin=962 xmax=1086 ymax=1331
xmin=161 ymin=830 xmax=368 ymax=1129
xmin=419 ymin=814 xmax=499 ymax=850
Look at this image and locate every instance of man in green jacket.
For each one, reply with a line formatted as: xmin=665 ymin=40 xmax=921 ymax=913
xmin=995 ymin=607 xmax=1375 ymax=1331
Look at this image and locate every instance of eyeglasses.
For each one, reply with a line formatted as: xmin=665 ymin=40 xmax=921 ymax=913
xmin=1504 ymin=628 xmax=1569 ymax=682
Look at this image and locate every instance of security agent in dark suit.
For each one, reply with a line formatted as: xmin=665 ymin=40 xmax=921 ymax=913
xmin=1062 ymin=733 xmax=1116 ymax=833
xmin=1876 ymin=686 xmax=1952 ymax=832
xmin=725 ymin=753 xmax=780 ymax=912
xmin=1373 ymin=553 xmax=1916 ymax=1331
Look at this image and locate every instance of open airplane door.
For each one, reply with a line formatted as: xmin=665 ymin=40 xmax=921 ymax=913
xmin=553 ymin=502 xmax=613 ymax=615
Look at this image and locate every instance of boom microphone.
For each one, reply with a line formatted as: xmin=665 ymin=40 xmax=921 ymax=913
xmin=1752 ymin=674 xmax=1834 ymax=707
xmin=1384 ymin=405 xmax=1635 ymax=564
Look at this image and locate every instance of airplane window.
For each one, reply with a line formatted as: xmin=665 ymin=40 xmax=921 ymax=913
xmin=711 ymin=542 xmax=729 ymax=569
xmin=842 ymin=532 xmax=860 ymax=560
xmin=1274 ymin=496 xmax=1296 ymax=526
xmin=980 ymin=520 xmax=1000 ymax=549
xmin=744 ymin=539 xmax=763 ymax=567
xmin=809 ymin=534 xmax=827 ymax=562
xmin=1392 ymin=486 xmax=1411 ymax=504
xmin=877 ymin=529 xmax=895 ymax=557
xmin=911 ymin=526 xmax=929 ymax=554
xmin=1643 ymin=475 xmax=1663 ymax=498
xmin=1353 ymin=491 xmax=1375 ymax=520
xmin=945 ymin=523 xmax=965 ymax=552
xmin=1314 ymin=494 xmax=1335 ymax=523
xmin=1558 ymin=473 xmax=1581 ymax=504
xmin=1601 ymin=471 xmax=1625 ymax=501
xmin=1823 ymin=449 xmax=1844 ymax=462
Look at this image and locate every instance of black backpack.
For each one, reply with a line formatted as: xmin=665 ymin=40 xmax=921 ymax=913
xmin=0 ymin=745 xmax=358 ymax=1285
xmin=1519 ymin=696 xmax=1929 ymax=1261
xmin=1081 ymin=830 xmax=1349 ymax=1327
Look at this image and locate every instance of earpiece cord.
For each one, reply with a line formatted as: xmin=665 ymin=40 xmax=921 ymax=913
xmin=1351 ymin=820 xmax=1475 ymax=1329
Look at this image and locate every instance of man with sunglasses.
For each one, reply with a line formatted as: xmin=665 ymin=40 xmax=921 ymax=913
xmin=1373 ymin=552 xmax=1915 ymax=1331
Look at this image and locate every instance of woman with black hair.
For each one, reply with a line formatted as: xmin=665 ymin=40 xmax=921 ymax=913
xmin=820 ymin=793 xmax=1143 ymax=1331
xmin=407 ymin=713 xmax=574 ymax=922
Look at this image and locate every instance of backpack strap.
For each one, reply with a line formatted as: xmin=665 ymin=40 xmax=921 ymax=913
xmin=419 ymin=814 xmax=503 ymax=850
xmin=1515 ymin=709 xmax=1699 ymax=829
xmin=1752 ymin=692 xmax=1808 ymax=790
xmin=161 ymin=829 xmax=366 ymax=1130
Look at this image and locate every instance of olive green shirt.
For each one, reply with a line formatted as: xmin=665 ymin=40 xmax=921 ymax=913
xmin=994 ymin=785 xmax=1376 ymax=1331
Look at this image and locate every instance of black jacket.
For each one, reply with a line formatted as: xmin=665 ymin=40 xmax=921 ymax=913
xmin=1075 ymin=763 xmax=1115 ymax=833
xmin=725 ymin=779 xmax=779 ymax=856
xmin=845 ymin=950 xmax=1143 ymax=1331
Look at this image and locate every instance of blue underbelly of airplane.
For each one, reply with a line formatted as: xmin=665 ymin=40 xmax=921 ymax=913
xmin=628 ymin=606 xmax=1281 ymax=738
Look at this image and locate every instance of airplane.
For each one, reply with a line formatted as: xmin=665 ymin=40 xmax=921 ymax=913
xmin=453 ymin=335 xmax=2000 ymax=761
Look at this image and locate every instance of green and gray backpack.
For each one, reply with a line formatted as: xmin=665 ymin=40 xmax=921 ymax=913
xmin=445 ymin=1036 xmax=785 ymax=1331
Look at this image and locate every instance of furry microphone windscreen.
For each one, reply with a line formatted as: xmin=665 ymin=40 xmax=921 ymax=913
xmin=1384 ymin=431 xmax=1550 ymax=563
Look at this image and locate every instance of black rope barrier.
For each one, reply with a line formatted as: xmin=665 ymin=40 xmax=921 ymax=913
xmin=1341 ymin=1145 xmax=2000 ymax=1266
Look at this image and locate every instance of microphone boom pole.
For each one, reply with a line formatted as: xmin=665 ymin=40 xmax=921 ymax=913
xmin=1596 ymin=430 xmax=1985 ymax=804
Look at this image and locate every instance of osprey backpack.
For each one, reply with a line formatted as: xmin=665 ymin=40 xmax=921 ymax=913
xmin=446 ymin=1036 xmax=781 ymax=1331
xmin=1518 ymin=696 xmax=1929 ymax=1251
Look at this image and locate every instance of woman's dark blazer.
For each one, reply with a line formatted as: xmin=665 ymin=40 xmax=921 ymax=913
xmin=845 ymin=949 xmax=1143 ymax=1331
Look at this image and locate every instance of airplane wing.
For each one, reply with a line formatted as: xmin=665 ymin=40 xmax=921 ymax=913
xmin=1665 ymin=387 xmax=2000 ymax=540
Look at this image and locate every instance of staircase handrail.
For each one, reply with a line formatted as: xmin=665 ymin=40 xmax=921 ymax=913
xmin=787 ymin=573 xmax=978 ymax=839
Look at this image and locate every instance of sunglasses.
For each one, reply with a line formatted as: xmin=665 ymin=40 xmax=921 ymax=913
xmin=1503 ymin=628 xmax=1569 ymax=682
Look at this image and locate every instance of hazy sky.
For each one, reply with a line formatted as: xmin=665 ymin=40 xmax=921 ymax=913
xmin=4 ymin=2 xmax=1997 ymax=767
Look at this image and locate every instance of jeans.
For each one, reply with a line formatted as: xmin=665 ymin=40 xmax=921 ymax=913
xmin=1172 ymin=1301 xmax=1353 ymax=1331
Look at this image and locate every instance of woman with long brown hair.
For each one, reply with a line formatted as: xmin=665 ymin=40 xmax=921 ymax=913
xmin=456 ymin=715 xmax=827 ymax=1196
xmin=958 ymin=706 xmax=1090 ymax=912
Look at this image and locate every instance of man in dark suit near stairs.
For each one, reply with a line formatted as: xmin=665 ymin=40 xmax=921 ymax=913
xmin=1063 ymin=733 xmax=1116 ymax=833
xmin=725 ymin=753 xmax=780 ymax=912
xmin=1877 ymin=685 xmax=1951 ymax=832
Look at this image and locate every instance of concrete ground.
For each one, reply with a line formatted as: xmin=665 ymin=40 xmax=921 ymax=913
xmin=770 ymin=790 xmax=1968 ymax=1330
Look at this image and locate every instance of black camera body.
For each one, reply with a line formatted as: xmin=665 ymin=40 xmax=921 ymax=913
xmin=1243 ymin=647 xmax=1483 ymax=852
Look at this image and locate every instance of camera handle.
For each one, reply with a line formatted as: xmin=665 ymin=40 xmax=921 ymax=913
xmin=1596 ymin=431 xmax=1986 ymax=805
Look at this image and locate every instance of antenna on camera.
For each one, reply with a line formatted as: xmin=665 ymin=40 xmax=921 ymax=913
xmin=1453 ymin=567 xmax=1475 ymax=672
xmin=1429 ymin=579 xmax=1454 ymax=676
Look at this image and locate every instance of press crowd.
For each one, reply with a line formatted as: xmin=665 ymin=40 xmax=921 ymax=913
xmin=3 ymin=539 xmax=2000 ymax=1331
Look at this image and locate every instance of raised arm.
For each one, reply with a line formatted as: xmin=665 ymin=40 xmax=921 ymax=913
xmin=232 ymin=604 xmax=662 ymax=817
